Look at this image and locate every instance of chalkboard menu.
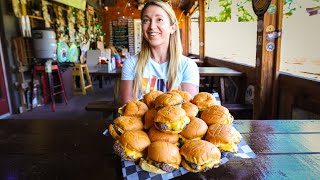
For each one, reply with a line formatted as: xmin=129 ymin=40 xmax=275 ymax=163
xmin=111 ymin=20 xmax=129 ymax=49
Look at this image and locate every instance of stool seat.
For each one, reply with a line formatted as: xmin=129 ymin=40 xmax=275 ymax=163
xmin=31 ymin=64 xmax=68 ymax=112
xmin=72 ymin=64 xmax=93 ymax=95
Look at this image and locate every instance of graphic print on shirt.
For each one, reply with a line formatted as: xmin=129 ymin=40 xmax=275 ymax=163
xmin=142 ymin=76 xmax=169 ymax=94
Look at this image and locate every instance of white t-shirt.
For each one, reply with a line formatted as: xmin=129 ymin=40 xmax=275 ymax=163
xmin=122 ymin=54 xmax=199 ymax=98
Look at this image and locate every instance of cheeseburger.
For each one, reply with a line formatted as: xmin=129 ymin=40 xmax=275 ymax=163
xmin=205 ymin=124 xmax=242 ymax=153
xmin=144 ymin=108 xmax=158 ymax=130
xmin=140 ymin=141 xmax=181 ymax=174
xmin=201 ymin=105 xmax=234 ymax=125
xmin=154 ymin=92 xmax=183 ymax=110
xmin=171 ymin=90 xmax=192 ymax=102
xmin=181 ymin=102 xmax=199 ymax=118
xmin=143 ymin=90 xmax=164 ymax=109
xmin=192 ymin=92 xmax=218 ymax=111
xmin=179 ymin=117 xmax=208 ymax=145
xmin=180 ymin=140 xmax=221 ymax=173
xmin=113 ymin=130 xmax=151 ymax=162
xmin=109 ymin=116 xmax=143 ymax=140
xmin=118 ymin=100 xmax=149 ymax=117
xmin=154 ymin=106 xmax=190 ymax=134
xmin=148 ymin=126 xmax=179 ymax=146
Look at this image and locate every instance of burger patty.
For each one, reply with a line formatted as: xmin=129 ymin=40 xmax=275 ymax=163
xmin=155 ymin=122 xmax=169 ymax=131
xmin=155 ymin=122 xmax=187 ymax=131
xmin=183 ymin=156 xmax=211 ymax=172
xmin=113 ymin=142 xmax=135 ymax=161
xmin=153 ymin=162 xmax=176 ymax=172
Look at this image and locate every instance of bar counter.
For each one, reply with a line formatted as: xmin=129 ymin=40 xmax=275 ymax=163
xmin=0 ymin=119 xmax=319 ymax=179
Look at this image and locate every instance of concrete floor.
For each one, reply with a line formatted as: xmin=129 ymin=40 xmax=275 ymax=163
xmin=4 ymin=79 xmax=115 ymax=120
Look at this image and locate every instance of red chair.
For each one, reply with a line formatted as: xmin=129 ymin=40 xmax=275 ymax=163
xmin=31 ymin=64 xmax=68 ymax=111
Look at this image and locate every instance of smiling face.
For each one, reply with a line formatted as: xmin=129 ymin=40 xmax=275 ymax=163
xmin=141 ymin=5 xmax=177 ymax=49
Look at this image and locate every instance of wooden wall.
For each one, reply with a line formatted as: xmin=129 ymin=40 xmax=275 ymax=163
xmin=205 ymin=57 xmax=320 ymax=119
xmin=103 ymin=1 xmax=187 ymax=54
xmin=278 ymin=73 xmax=320 ymax=119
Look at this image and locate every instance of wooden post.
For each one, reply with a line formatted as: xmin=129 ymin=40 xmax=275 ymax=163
xmin=253 ymin=0 xmax=283 ymax=119
xmin=198 ymin=0 xmax=205 ymax=62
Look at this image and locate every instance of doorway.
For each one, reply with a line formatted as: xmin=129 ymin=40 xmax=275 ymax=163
xmin=0 ymin=40 xmax=10 ymax=116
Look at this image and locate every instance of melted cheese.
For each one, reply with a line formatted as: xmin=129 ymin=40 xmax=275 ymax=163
xmin=119 ymin=143 xmax=143 ymax=160
xmin=147 ymin=157 xmax=180 ymax=169
xmin=178 ymin=135 xmax=202 ymax=145
xmin=190 ymin=159 xmax=221 ymax=171
xmin=218 ymin=142 xmax=238 ymax=152
xmin=166 ymin=116 xmax=190 ymax=131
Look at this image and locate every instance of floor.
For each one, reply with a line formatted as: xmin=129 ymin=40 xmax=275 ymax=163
xmin=4 ymin=79 xmax=115 ymax=120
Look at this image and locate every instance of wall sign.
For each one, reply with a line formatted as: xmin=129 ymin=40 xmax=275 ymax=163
xmin=252 ymin=0 xmax=272 ymax=16
xmin=54 ymin=0 xmax=86 ymax=11
xmin=111 ymin=20 xmax=129 ymax=50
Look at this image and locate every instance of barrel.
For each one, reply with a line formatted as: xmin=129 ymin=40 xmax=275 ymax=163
xmin=32 ymin=29 xmax=57 ymax=60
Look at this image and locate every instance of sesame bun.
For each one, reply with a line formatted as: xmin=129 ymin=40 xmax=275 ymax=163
xmin=154 ymin=92 xmax=183 ymax=110
xmin=192 ymin=92 xmax=218 ymax=111
xmin=179 ymin=117 xmax=208 ymax=143
xmin=144 ymin=109 xmax=158 ymax=130
xmin=205 ymin=124 xmax=242 ymax=153
xmin=171 ymin=90 xmax=192 ymax=102
xmin=118 ymin=100 xmax=149 ymax=117
xmin=180 ymin=140 xmax=221 ymax=173
xmin=200 ymin=105 xmax=234 ymax=125
xmin=148 ymin=126 xmax=179 ymax=144
xmin=140 ymin=141 xmax=181 ymax=174
xmin=182 ymin=102 xmax=199 ymax=118
xmin=109 ymin=116 xmax=143 ymax=140
xmin=143 ymin=91 xmax=164 ymax=109
xmin=154 ymin=106 xmax=190 ymax=134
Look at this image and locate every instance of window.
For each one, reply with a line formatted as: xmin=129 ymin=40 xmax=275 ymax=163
xmin=190 ymin=9 xmax=199 ymax=55
xmin=204 ymin=0 xmax=257 ymax=66
xmin=280 ymin=0 xmax=320 ymax=80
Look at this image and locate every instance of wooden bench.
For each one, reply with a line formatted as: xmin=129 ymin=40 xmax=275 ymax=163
xmin=223 ymin=103 xmax=253 ymax=119
xmin=85 ymin=101 xmax=121 ymax=120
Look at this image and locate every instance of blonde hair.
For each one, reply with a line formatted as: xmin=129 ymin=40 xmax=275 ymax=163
xmin=108 ymin=46 xmax=118 ymax=56
xmin=133 ymin=0 xmax=182 ymax=98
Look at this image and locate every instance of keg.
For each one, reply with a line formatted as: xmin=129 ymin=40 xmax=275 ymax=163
xmin=32 ymin=29 xmax=57 ymax=60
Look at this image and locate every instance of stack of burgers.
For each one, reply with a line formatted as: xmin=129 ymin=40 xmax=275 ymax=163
xmin=108 ymin=90 xmax=242 ymax=174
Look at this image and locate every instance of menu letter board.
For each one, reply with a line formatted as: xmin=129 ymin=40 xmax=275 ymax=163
xmin=111 ymin=20 xmax=129 ymax=50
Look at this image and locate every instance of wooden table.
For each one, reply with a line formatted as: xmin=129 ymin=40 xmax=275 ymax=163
xmin=0 ymin=119 xmax=319 ymax=179
xmin=198 ymin=67 xmax=244 ymax=104
xmin=88 ymin=65 xmax=122 ymax=105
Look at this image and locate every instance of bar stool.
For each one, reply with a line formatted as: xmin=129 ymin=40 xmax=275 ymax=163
xmin=31 ymin=64 xmax=68 ymax=111
xmin=72 ymin=64 xmax=93 ymax=95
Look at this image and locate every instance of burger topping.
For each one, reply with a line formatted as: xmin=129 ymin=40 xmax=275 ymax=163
xmin=113 ymin=141 xmax=143 ymax=161
xmin=153 ymin=162 xmax=176 ymax=173
xmin=182 ymin=156 xmax=221 ymax=172
xmin=155 ymin=116 xmax=190 ymax=132
xmin=146 ymin=157 xmax=178 ymax=173
xmin=155 ymin=122 xmax=169 ymax=131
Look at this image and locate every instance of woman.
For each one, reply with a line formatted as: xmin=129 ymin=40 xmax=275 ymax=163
xmin=121 ymin=0 xmax=199 ymax=104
